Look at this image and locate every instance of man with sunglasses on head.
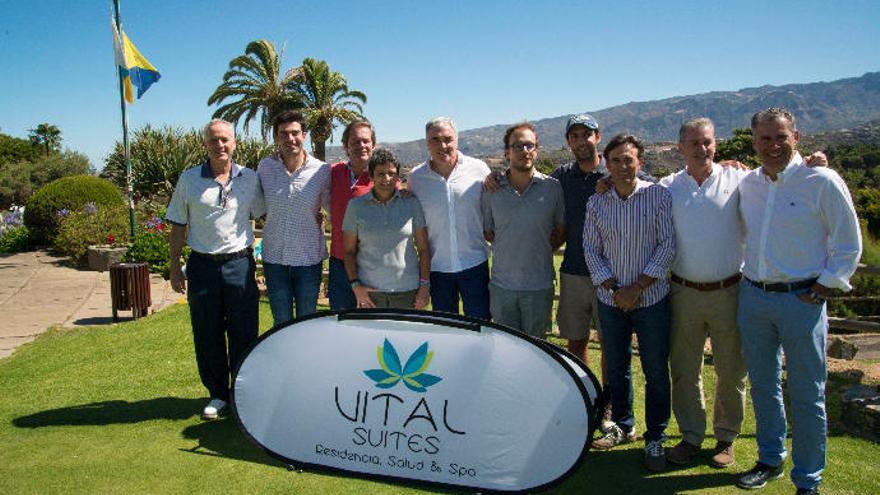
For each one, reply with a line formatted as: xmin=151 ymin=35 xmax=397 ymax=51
xmin=167 ymin=118 xmax=265 ymax=422
xmin=481 ymin=122 xmax=565 ymax=338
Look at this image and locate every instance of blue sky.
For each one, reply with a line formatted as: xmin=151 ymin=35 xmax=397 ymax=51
xmin=1 ymin=0 xmax=878 ymax=168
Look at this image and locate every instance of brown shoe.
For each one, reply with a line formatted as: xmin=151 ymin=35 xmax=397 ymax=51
xmin=710 ymin=441 xmax=735 ymax=468
xmin=666 ymin=440 xmax=700 ymax=465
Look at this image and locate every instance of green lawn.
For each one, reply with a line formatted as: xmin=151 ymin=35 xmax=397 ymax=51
xmin=1 ymin=301 xmax=878 ymax=494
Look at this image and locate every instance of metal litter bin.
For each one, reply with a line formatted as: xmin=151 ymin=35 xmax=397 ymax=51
xmin=109 ymin=262 xmax=151 ymax=321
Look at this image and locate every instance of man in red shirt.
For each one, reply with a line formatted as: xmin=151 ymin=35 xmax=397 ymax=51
xmin=328 ymin=121 xmax=377 ymax=310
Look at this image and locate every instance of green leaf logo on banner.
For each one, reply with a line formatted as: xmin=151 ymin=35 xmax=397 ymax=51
xmin=363 ymin=339 xmax=442 ymax=392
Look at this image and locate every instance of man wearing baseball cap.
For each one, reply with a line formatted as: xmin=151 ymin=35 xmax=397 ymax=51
xmin=551 ymin=114 xmax=610 ymax=399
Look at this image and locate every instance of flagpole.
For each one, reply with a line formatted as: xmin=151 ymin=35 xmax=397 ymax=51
xmin=113 ymin=0 xmax=136 ymax=239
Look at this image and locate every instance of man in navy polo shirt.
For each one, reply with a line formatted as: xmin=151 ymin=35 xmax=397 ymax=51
xmin=167 ymin=119 xmax=265 ymax=421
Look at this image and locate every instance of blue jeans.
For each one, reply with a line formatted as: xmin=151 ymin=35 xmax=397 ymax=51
xmin=598 ymin=296 xmax=671 ymax=442
xmin=186 ymin=252 xmax=258 ymax=402
xmin=430 ymin=261 xmax=491 ymax=319
xmin=737 ymin=281 xmax=827 ymax=491
xmin=263 ymin=261 xmax=322 ymax=326
xmin=328 ymin=257 xmax=356 ymax=311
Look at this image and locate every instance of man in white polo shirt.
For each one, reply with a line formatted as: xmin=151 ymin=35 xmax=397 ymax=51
xmin=661 ymin=118 xmax=748 ymax=469
xmin=408 ymin=117 xmax=492 ymax=319
xmin=167 ymin=119 xmax=265 ymax=421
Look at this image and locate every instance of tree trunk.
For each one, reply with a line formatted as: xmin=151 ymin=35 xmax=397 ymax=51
xmin=312 ymin=140 xmax=326 ymax=161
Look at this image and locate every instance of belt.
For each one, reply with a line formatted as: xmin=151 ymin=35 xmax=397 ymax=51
xmin=744 ymin=276 xmax=816 ymax=293
xmin=191 ymin=247 xmax=252 ymax=263
xmin=671 ymin=273 xmax=741 ymax=291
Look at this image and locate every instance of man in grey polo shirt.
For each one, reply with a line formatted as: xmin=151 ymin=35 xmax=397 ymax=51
xmin=408 ymin=117 xmax=492 ymax=319
xmin=482 ymin=122 xmax=565 ymax=337
xmin=167 ymin=119 xmax=264 ymax=421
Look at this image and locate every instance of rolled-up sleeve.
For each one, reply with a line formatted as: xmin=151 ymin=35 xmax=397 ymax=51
xmin=817 ymin=175 xmax=862 ymax=291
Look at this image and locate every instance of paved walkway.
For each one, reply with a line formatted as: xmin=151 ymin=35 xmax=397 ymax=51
xmin=0 ymin=250 xmax=180 ymax=360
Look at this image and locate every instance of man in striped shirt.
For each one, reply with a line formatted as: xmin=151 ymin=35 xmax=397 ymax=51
xmin=584 ymin=134 xmax=675 ymax=472
xmin=257 ymin=111 xmax=329 ymax=326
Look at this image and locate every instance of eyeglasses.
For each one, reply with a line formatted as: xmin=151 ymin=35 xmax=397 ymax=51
xmin=509 ymin=142 xmax=537 ymax=152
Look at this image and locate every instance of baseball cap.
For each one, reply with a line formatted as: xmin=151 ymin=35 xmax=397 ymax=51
xmin=564 ymin=113 xmax=599 ymax=137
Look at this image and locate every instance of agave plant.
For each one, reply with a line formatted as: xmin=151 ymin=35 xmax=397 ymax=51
xmin=103 ymin=126 xmax=272 ymax=201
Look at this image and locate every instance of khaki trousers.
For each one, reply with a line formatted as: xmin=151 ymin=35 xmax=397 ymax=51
xmin=669 ymin=282 xmax=747 ymax=445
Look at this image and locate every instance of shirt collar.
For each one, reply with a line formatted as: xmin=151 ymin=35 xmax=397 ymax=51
xmin=761 ymin=152 xmax=804 ymax=184
xmin=368 ymin=188 xmax=401 ymax=204
xmin=568 ymin=158 xmax=604 ymax=178
xmin=612 ymin=178 xmax=652 ymax=200
xmin=500 ymin=169 xmax=544 ymax=187
xmin=200 ymin=161 xmax=243 ymax=179
xmin=683 ymin=162 xmax=720 ymax=185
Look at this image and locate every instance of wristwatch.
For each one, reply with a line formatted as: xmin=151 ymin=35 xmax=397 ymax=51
xmin=350 ymin=278 xmax=362 ymax=289
xmin=419 ymin=278 xmax=431 ymax=288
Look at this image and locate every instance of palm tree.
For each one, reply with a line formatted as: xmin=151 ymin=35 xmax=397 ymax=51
xmin=207 ymin=40 xmax=302 ymax=139
xmin=287 ymin=58 xmax=366 ymax=161
xmin=28 ymin=123 xmax=62 ymax=157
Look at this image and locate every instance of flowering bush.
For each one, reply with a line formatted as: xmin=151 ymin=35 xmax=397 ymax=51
xmin=123 ymin=213 xmax=186 ymax=279
xmin=54 ymin=203 xmax=129 ymax=264
xmin=24 ymin=175 xmax=124 ymax=245
xmin=0 ymin=207 xmax=30 ymax=253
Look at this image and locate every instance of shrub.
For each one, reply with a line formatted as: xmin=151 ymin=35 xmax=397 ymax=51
xmin=0 ymin=226 xmax=31 ymax=253
xmin=123 ymin=212 xmax=189 ymax=279
xmin=24 ymin=175 xmax=124 ymax=245
xmin=124 ymin=215 xmax=172 ymax=278
xmin=54 ymin=203 xmax=129 ymax=264
xmin=103 ymin=126 xmax=273 ymax=203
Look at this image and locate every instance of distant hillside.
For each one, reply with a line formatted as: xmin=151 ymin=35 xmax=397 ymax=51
xmin=800 ymin=119 xmax=880 ymax=150
xmin=326 ymin=71 xmax=880 ymax=165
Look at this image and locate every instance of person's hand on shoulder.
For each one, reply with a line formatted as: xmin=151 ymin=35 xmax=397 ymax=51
xmin=483 ymin=170 xmax=503 ymax=192
xmin=805 ymin=151 xmax=828 ymax=167
xmin=596 ymin=175 xmax=612 ymax=194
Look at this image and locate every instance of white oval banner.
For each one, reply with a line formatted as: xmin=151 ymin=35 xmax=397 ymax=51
xmin=233 ymin=310 xmax=600 ymax=493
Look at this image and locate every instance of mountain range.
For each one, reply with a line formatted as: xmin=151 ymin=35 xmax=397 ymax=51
xmin=325 ymin=71 xmax=880 ymax=165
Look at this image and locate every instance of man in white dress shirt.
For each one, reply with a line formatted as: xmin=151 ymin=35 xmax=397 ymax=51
xmin=735 ymin=108 xmax=861 ymax=495
xmin=408 ymin=117 xmax=492 ymax=319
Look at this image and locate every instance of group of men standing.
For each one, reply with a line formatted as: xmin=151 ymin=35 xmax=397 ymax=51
xmin=166 ymin=106 xmax=861 ymax=495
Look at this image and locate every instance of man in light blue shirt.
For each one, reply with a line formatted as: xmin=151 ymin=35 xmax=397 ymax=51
xmin=167 ymin=119 xmax=264 ymax=421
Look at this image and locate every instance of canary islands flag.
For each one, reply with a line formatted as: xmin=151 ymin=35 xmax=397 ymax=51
xmin=112 ymin=21 xmax=160 ymax=103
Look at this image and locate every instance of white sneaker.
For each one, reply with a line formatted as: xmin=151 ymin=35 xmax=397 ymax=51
xmin=202 ymin=398 xmax=227 ymax=420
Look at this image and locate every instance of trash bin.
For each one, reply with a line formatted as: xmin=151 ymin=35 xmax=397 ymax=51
xmin=109 ymin=262 xmax=151 ymax=321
